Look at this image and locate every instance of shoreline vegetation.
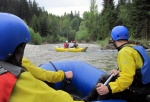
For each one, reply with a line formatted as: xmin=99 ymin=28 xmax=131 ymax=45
xmin=98 ymin=39 xmax=150 ymax=50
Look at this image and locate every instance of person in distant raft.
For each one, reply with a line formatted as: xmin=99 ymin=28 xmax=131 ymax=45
xmin=82 ymin=26 xmax=150 ymax=102
xmin=64 ymin=40 xmax=69 ymax=48
xmin=71 ymin=40 xmax=78 ymax=48
xmin=0 ymin=13 xmax=83 ymax=102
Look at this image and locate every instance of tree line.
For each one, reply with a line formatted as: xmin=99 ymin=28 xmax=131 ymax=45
xmin=0 ymin=0 xmax=150 ymax=44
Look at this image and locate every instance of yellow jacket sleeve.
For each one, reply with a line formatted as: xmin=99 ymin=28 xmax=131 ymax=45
xmin=10 ymin=71 xmax=82 ymax=102
xmin=109 ymin=46 xmax=143 ymax=93
xmin=22 ymin=57 xmax=65 ymax=83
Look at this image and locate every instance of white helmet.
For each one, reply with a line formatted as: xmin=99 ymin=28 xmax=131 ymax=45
xmin=66 ymin=40 xmax=68 ymax=43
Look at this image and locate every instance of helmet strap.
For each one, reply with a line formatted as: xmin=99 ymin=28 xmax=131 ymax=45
xmin=113 ymin=40 xmax=129 ymax=51
xmin=117 ymin=42 xmax=129 ymax=51
xmin=6 ymin=43 xmax=26 ymax=66
xmin=112 ymin=41 xmax=118 ymax=49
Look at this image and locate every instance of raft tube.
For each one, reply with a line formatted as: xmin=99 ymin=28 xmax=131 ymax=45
xmin=40 ymin=60 xmax=126 ymax=102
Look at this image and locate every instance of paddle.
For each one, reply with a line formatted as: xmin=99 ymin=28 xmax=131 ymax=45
xmin=104 ymin=73 xmax=114 ymax=86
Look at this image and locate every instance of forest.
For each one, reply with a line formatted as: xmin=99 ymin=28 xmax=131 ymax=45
xmin=0 ymin=0 xmax=150 ymax=45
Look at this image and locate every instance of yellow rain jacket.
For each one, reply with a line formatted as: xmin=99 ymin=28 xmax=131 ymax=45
xmin=109 ymin=44 xmax=143 ymax=93
xmin=9 ymin=57 xmax=83 ymax=102
xmin=22 ymin=57 xmax=65 ymax=83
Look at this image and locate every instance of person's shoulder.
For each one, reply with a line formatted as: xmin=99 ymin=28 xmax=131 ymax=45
xmin=119 ymin=45 xmax=135 ymax=55
xmin=22 ymin=57 xmax=29 ymax=61
xmin=22 ymin=57 xmax=32 ymax=63
xmin=122 ymin=44 xmax=136 ymax=50
xmin=122 ymin=46 xmax=135 ymax=51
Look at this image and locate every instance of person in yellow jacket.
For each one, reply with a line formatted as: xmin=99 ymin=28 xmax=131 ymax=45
xmin=82 ymin=26 xmax=149 ymax=102
xmin=0 ymin=13 xmax=83 ymax=102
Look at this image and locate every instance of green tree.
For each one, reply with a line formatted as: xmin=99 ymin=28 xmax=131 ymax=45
xmin=18 ymin=0 xmax=30 ymax=22
xmin=98 ymin=0 xmax=116 ymax=40
xmin=131 ymin=0 xmax=150 ymax=40
xmin=29 ymin=27 xmax=42 ymax=44
xmin=71 ymin=16 xmax=82 ymax=31
xmin=76 ymin=21 xmax=89 ymax=42
xmin=30 ymin=14 xmax=40 ymax=33
xmin=88 ymin=0 xmax=99 ymax=41
xmin=39 ymin=13 xmax=49 ymax=37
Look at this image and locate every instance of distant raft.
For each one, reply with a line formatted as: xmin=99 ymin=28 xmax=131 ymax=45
xmin=55 ymin=46 xmax=88 ymax=52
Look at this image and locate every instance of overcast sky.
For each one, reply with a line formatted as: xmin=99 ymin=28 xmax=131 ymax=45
xmin=35 ymin=0 xmax=118 ymax=17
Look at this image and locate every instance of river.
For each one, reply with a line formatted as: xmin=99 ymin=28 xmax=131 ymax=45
xmin=24 ymin=43 xmax=118 ymax=73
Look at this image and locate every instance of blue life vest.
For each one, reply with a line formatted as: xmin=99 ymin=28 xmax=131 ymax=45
xmin=132 ymin=46 xmax=150 ymax=84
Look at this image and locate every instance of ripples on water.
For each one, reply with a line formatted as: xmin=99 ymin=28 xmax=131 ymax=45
xmin=75 ymin=49 xmax=118 ymax=73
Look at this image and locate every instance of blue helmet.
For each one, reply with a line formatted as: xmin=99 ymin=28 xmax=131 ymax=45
xmin=0 ymin=13 xmax=31 ymax=60
xmin=111 ymin=26 xmax=129 ymax=41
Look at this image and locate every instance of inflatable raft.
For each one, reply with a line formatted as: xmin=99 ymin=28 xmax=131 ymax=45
xmin=40 ymin=60 xmax=126 ymax=102
xmin=55 ymin=46 xmax=88 ymax=52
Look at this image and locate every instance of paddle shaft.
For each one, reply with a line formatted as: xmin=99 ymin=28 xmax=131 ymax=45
xmin=104 ymin=73 xmax=114 ymax=86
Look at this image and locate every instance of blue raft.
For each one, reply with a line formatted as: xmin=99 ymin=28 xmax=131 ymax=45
xmin=40 ymin=60 xmax=126 ymax=102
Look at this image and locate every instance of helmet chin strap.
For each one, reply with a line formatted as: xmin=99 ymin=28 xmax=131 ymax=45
xmin=113 ymin=41 xmax=129 ymax=51
xmin=112 ymin=41 xmax=119 ymax=50
xmin=6 ymin=43 xmax=26 ymax=67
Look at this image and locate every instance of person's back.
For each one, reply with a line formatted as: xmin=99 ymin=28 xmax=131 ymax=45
xmin=64 ymin=41 xmax=69 ymax=48
xmin=71 ymin=40 xmax=78 ymax=48
xmin=66 ymin=42 xmax=69 ymax=48
xmin=82 ymin=26 xmax=150 ymax=102
xmin=64 ymin=43 xmax=67 ymax=48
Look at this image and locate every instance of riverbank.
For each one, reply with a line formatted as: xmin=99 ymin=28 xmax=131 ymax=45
xmin=24 ymin=43 xmax=118 ymax=73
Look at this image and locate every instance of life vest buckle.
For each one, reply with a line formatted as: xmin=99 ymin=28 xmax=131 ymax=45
xmin=0 ymin=66 xmax=8 ymax=75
